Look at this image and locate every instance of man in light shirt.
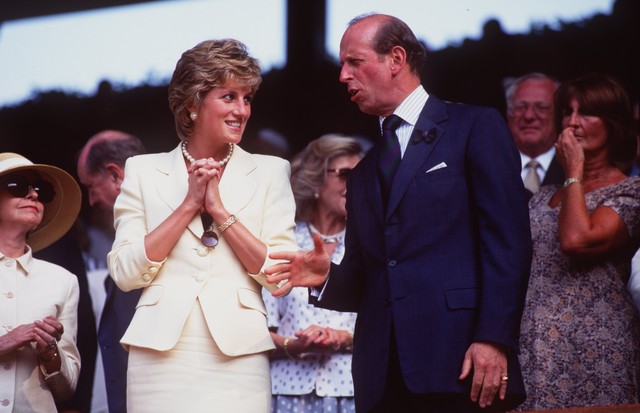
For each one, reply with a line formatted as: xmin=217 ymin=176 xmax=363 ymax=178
xmin=503 ymin=72 xmax=564 ymax=195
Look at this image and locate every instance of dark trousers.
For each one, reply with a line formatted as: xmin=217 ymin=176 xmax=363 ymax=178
xmin=368 ymin=330 xmax=505 ymax=413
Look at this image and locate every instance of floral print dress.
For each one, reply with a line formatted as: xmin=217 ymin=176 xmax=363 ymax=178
xmin=517 ymin=177 xmax=640 ymax=410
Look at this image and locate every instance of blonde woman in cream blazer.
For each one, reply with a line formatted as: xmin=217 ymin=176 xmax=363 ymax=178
xmin=107 ymin=39 xmax=297 ymax=413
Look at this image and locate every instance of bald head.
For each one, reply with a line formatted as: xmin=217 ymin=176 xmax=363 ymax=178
xmin=77 ymin=130 xmax=145 ymax=211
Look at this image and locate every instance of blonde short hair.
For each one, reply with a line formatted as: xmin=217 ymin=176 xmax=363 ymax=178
xmin=168 ymin=39 xmax=262 ymax=141
xmin=290 ymin=134 xmax=363 ymax=222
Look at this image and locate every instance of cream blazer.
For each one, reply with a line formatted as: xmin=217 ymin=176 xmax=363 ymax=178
xmin=107 ymin=144 xmax=297 ymax=356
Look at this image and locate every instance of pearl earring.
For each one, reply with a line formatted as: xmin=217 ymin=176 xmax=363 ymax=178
xmin=190 ymin=112 xmax=197 ymax=121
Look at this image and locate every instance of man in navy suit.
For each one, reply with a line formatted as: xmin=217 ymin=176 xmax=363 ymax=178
xmin=503 ymin=72 xmax=564 ymax=195
xmin=77 ymin=130 xmax=145 ymax=413
xmin=267 ymin=14 xmax=532 ymax=412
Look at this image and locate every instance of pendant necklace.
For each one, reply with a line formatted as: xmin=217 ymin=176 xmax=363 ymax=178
xmin=181 ymin=141 xmax=233 ymax=248
xmin=200 ymin=212 xmax=218 ymax=248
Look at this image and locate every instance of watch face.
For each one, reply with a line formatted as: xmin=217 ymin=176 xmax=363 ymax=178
xmin=201 ymin=231 xmax=219 ymax=248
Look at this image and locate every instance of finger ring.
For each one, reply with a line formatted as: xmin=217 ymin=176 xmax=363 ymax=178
xmin=48 ymin=339 xmax=57 ymax=349
xmin=501 ymin=375 xmax=509 ymax=381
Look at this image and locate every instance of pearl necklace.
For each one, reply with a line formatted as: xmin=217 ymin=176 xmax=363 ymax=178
xmin=181 ymin=141 xmax=234 ymax=166
xmin=307 ymin=223 xmax=346 ymax=244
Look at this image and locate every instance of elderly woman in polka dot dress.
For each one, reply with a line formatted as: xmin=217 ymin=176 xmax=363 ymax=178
xmin=263 ymin=135 xmax=364 ymax=413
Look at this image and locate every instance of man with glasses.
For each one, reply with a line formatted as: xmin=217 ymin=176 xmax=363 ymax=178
xmin=503 ymin=73 xmax=564 ymax=195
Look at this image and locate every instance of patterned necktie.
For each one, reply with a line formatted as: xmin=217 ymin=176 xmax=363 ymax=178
xmin=524 ymin=159 xmax=541 ymax=193
xmin=378 ymin=114 xmax=403 ymax=204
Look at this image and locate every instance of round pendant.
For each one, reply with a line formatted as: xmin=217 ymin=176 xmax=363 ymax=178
xmin=201 ymin=231 xmax=219 ymax=248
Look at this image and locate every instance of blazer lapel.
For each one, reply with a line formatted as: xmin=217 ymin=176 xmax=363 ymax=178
xmin=218 ymin=145 xmax=256 ymax=214
xmin=155 ymin=145 xmax=203 ymax=237
xmin=386 ymin=97 xmax=448 ymax=219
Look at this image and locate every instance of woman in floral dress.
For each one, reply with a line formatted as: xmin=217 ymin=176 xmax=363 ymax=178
xmin=517 ymin=74 xmax=640 ymax=410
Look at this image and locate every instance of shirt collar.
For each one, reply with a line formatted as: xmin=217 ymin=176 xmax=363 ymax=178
xmin=0 ymin=245 xmax=34 ymax=275
xmin=379 ymin=85 xmax=429 ymax=128
xmin=520 ymin=146 xmax=556 ymax=172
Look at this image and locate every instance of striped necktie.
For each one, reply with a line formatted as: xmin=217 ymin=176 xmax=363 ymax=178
xmin=524 ymin=159 xmax=541 ymax=193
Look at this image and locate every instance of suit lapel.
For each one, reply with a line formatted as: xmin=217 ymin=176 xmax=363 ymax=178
xmin=386 ymin=97 xmax=448 ymax=219
xmin=360 ymin=145 xmax=385 ymax=226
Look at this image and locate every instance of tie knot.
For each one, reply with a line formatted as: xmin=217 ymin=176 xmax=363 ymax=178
xmin=526 ymin=159 xmax=540 ymax=169
xmin=382 ymin=114 xmax=403 ymax=132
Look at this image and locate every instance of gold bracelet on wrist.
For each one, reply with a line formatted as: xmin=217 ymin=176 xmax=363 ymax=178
xmin=283 ymin=337 xmax=297 ymax=360
xmin=217 ymin=214 xmax=236 ymax=233
xmin=563 ymin=177 xmax=582 ymax=188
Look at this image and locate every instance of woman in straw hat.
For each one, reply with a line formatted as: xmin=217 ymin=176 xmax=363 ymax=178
xmin=0 ymin=152 xmax=82 ymax=412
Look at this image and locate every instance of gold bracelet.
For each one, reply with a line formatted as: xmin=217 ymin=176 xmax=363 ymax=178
xmin=217 ymin=214 xmax=236 ymax=233
xmin=283 ymin=337 xmax=297 ymax=360
xmin=563 ymin=177 xmax=582 ymax=188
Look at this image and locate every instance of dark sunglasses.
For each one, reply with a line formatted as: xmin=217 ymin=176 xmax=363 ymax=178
xmin=2 ymin=173 xmax=56 ymax=203
xmin=326 ymin=168 xmax=353 ymax=180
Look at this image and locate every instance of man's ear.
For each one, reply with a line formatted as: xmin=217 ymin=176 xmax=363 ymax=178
xmin=389 ymin=45 xmax=407 ymax=75
xmin=104 ymin=162 xmax=125 ymax=184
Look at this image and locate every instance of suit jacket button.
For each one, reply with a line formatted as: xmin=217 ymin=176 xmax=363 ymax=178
xmin=1 ymin=399 xmax=10 ymax=407
xmin=142 ymin=273 xmax=151 ymax=282
xmin=388 ymin=260 xmax=397 ymax=267
xmin=384 ymin=298 xmax=392 ymax=307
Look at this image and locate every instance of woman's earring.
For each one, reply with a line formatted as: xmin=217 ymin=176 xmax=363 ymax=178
xmin=314 ymin=192 xmax=319 ymax=199
xmin=190 ymin=112 xmax=198 ymax=121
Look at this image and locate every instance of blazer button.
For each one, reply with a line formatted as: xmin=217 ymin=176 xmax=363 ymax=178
xmin=196 ymin=247 xmax=210 ymax=257
xmin=142 ymin=273 xmax=151 ymax=282
xmin=148 ymin=266 xmax=158 ymax=275
xmin=1 ymin=399 xmax=10 ymax=406
xmin=388 ymin=260 xmax=397 ymax=267
xmin=384 ymin=298 xmax=392 ymax=307
xmin=5 ymin=292 xmax=13 ymax=299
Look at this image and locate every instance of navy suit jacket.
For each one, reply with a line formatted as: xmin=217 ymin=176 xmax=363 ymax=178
xmin=98 ymin=276 xmax=141 ymax=413
xmin=314 ymin=96 xmax=532 ymax=412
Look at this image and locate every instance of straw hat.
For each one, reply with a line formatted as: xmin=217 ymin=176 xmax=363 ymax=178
xmin=0 ymin=152 xmax=81 ymax=252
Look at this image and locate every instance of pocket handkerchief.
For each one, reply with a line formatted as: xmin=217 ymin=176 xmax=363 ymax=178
xmin=426 ymin=162 xmax=447 ymax=173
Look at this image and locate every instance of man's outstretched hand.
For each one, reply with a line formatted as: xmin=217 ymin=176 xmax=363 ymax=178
xmin=265 ymin=233 xmax=331 ymax=296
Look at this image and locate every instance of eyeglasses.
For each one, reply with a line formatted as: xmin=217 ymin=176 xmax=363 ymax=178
xmin=1 ymin=173 xmax=56 ymax=203
xmin=509 ymin=101 xmax=553 ymax=118
xmin=326 ymin=168 xmax=352 ymax=181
